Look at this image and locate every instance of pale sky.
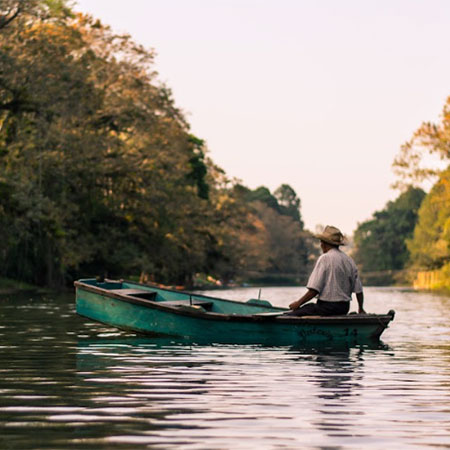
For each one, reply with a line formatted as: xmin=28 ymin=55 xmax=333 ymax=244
xmin=74 ymin=0 xmax=450 ymax=234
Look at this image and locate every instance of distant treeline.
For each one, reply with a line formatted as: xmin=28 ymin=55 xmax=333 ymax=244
xmin=0 ymin=1 xmax=316 ymax=288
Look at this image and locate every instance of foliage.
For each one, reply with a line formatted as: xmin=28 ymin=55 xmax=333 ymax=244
xmin=0 ymin=2 xmax=312 ymax=288
xmin=407 ymin=168 xmax=450 ymax=270
xmin=353 ymin=187 xmax=425 ymax=275
xmin=391 ymin=96 xmax=450 ymax=289
xmin=393 ymin=96 xmax=450 ymax=188
xmin=222 ymin=184 xmax=312 ymax=284
xmin=274 ymin=184 xmax=304 ymax=227
xmin=250 ymin=201 xmax=310 ymax=282
xmin=194 ymin=180 xmax=312 ymax=286
xmin=0 ymin=2 xmax=209 ymax=286
xmin=241 ymin=185 xmax=280 ymax=211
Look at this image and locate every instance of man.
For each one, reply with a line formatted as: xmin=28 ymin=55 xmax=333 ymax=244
xmin=288 ymin=225 xmax=366 ymax=316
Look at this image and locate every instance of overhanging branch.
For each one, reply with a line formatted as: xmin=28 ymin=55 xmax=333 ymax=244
xmin=0 ymin=5 xmax=21 ymax=30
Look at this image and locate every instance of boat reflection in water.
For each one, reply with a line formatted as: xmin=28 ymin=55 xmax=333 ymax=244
xmin=75 ymin=335 xmax=393 ymax=447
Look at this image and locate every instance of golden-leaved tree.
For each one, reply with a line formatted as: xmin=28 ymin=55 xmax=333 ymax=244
xmin=392 ymin=96 xmax=450 ymax=287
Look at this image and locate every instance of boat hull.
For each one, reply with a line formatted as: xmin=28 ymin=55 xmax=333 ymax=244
xmin=75 ymin=279 xmax=394 ymax=345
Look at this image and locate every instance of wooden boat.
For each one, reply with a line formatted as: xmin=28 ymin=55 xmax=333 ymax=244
xmin=75 ymin=278 xmax=395 ymax=345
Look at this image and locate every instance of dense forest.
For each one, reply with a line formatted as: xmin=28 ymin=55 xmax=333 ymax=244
xmin=0 ymin=1 xmax=448 ymax=290
xmin=0 ymin=0 xmax=314 ymax=288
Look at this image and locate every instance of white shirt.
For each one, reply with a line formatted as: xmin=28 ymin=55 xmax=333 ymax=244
xmin=307 ymin=248 xmax=363 ymax=302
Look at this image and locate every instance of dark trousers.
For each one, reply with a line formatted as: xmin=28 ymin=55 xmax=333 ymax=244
xmin=286 ymin=300 xmax=350 ymax=317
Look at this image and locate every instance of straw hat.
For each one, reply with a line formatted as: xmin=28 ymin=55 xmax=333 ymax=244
xmin=315 ymin=225 xmax=346 ymax=246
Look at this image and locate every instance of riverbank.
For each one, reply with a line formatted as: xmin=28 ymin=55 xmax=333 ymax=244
xmin=413 ymin=268 xmax=450 ymax=292
xmin=0 ymin=277 xmax=55 ymax=295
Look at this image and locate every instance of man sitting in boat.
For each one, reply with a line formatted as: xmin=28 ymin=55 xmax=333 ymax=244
xmin=287 ymin=225 xmax=366 ymax=316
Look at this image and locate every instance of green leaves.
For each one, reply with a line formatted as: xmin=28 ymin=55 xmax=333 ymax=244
xmin=393 ymin=96 xmax=450 ymax=188
xmin=389 ymin=96 xmax=450 ymax=284
xmin=353 ymin=187 xmax=426 ymax=274
xmin=0 ymin=2 xmax=313 ymax=288
xmin=0 ymin=3 xmax=198 ymax=286
xmin=407 ymin=168 xmax=450 ymax=270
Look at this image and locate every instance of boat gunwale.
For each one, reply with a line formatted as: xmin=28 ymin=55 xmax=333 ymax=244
xmin=74 ymin=280 xmax=395 ymax=326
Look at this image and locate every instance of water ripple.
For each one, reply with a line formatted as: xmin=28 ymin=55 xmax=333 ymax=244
xmin=0 ymin=288 xmax=449 ymax=449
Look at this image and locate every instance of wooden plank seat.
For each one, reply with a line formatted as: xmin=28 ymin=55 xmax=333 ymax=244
xmin=109 ymin=289 xmax=157 ymax=300
xmin=107 ymin=289 xmax=213 ymax=310
xmin=160 ymin=299 xmax=214 ymax=311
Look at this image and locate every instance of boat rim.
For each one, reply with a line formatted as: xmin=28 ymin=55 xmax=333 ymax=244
xmin=74 ymin=279 xmax=395 ymax=326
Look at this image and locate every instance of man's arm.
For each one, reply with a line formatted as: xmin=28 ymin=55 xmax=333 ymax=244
xmin=356 ymin=292 xmax=366 ymax=314
xmin=289 ymin=288 xmax=318 ymax=310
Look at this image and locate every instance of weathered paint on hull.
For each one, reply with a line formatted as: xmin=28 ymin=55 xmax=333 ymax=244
xmin=76 ymin=284 xmax=392 ymax=345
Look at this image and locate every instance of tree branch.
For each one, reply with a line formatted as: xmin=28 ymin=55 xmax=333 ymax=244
xmin=0 ymin=5 xmax=21 ymax=30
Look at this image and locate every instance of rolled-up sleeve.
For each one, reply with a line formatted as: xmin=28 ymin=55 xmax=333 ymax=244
xmin=306 ymin=256 xmax=326 ymax=294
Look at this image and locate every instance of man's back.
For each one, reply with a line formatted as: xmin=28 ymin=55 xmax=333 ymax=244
xmin=307 ymin=248 xmax=362 ymax=301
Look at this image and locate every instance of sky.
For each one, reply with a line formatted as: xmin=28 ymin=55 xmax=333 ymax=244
xmin=74 ymin=0 xmax=450 ymax=235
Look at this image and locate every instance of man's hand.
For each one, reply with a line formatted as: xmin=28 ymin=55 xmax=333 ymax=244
xmin=289 ymin=289 xmax=318 ymax=310
xmin=289 ymin=300 xmax=301 ymax=310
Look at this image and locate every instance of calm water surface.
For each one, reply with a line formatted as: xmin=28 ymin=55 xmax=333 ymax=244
xmin=0 ymin=286 xmax=449 ymax=449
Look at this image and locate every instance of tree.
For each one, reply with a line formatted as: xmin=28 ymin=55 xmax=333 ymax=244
xmin=0 ymin=2 xmax=99 ymax=285
xmin=353 ymin=187 xmax=425 ymax=274
xmin=186 ymin=135 xmax=209 ymax=200
xmin=0 ymin=1 xmax=314 ymax=288
xmin=0 ymin=0 xmax=70 ymax=31
xmin=243 ymin=186 xmax=280 ymax=211
xmin=217 ymin=184 xmax=311 ymax=284
xmin=407 ymin=168 xmax=450 ymax=270
xmin=0 ymin=3 xmax=214 ymax=286
xmin=392 ymin=96 xmax=450 ymax=288
xmin=251 ymin=201 xmax=309 ymax=279
xmin=392 ymin=96 xmax=450 ymax=188
xmin=274 ymin=183 xmax=303 ymax=227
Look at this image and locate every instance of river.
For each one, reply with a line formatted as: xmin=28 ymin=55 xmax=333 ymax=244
xmin=0 ymin=286 xmax=449 ymax=449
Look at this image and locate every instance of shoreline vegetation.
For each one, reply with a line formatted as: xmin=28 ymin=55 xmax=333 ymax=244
xmin=0 ymin=1 xmax=448 ymax=293
xmin=0 ymin=277 xmax=52 ymax=295
xmin=2 ymin=271 xmax=449 ymax=296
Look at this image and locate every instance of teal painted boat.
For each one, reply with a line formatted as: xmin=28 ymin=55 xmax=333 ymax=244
xmin=75 ymin=278 xmax=395 ymax=345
